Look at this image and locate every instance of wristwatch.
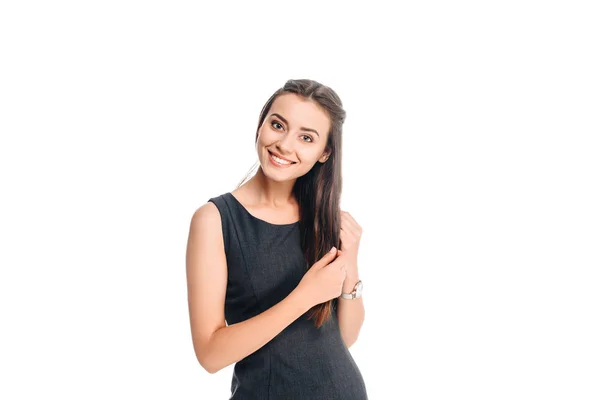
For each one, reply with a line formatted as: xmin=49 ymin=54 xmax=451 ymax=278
xmin=340 ymin=280 xmax=363 ymax=299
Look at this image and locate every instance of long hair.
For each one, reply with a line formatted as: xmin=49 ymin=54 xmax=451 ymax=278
xmin=236 ymin=79 xmax=346 ymax=328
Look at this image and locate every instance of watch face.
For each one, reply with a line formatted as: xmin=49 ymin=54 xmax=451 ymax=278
xmin=355 ymin=280 xmax=363 ymax=296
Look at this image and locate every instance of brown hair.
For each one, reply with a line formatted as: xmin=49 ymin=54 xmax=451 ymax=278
xmin=236 ymin=78 xmax=347 ymax=328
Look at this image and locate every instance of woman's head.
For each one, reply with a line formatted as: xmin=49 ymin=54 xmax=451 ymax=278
xmin=253 ymin=79 xmax=346 ymax=183
xmin=241 ymin=79 xmax=347 ymax=328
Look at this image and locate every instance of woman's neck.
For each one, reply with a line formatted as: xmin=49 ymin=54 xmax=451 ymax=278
xmin=244 ymin=167 xmax=297 ymax=208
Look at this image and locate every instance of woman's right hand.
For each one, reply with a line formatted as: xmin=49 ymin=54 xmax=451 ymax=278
xmin=295 ymin=246 xmax=347 ymax=307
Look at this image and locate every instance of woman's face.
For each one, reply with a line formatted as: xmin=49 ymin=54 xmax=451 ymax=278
xmin=256 ymin=93 xmax=332 ymax=181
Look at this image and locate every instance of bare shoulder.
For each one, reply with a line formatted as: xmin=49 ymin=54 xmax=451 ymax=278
xmin=186 ymin=200 xmax=225 ymax=274
xmin=191 ymin=200 xmax=221 ymax=227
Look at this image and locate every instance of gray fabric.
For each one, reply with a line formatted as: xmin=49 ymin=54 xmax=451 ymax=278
xmin=208 ymin=192 xmax=369 ymax=400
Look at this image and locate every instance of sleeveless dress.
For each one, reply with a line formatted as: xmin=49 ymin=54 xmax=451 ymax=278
xmin=207 ymin=192 xmax=369 ymax=400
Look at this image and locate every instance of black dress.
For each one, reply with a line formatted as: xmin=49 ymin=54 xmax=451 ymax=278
xmin=207 ymin=192 xmax=369 ymax=400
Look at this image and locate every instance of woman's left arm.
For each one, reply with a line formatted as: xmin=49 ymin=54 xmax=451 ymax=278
xmin=336 ymin=210 xmax=366 ymax=349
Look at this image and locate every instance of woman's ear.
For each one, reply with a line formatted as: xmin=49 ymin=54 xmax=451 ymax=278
xmin=320 ymin=148 xmax=332 ymax=163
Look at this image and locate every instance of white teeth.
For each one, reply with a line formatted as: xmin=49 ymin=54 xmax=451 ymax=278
xmin=271 ymin=153 xmax=292 ymax=165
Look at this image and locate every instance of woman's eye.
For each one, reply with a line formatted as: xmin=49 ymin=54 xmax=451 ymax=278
xmin=270 ymin=120 xmax=311 ymax=142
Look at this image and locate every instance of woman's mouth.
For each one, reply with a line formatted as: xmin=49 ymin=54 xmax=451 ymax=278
xmin=268 ymin=151 xmax=296 ymax=167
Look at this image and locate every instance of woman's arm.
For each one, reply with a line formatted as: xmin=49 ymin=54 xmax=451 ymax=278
xmin=336 ymin=211 xmax=366 ymax=348
xmin=186 ymin=203 xmax=312 ymax=374
xmin=203 ymin=290 xmax=309 ymax=374
xmin=337 ymin=269 xmax=365 ymax=348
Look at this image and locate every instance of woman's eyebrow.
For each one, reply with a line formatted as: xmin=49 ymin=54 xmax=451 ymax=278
xmin=270 ymin=113 xmax=320 ymax=137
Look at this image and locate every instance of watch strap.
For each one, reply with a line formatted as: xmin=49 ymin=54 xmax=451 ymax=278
xmin=340 ymin=280 xmax=362 ymax=299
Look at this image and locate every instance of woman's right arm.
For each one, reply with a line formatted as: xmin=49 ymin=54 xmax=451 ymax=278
xmin=186 ymin=202 xmax=312 ymax=374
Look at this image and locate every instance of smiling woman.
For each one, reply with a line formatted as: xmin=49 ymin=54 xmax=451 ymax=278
xmin=254 ymin=90 xmax=333 ymax=181
xmin=186 ymin=79 xmax=368 ymax=399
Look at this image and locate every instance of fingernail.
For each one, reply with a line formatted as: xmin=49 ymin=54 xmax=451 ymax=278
xmin=330 ymin=246 xmax=336 ymax=253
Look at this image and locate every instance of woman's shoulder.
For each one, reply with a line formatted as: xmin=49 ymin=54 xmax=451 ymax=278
xmin=190 ymin=193 xmax=232 ymax=251
xmin=191 ymin=200 xmax=222 ymax=232
xmin=190 ymin=191 xmax=230 ymax=227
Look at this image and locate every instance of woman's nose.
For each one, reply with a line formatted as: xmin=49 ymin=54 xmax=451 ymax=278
xmin=276 ymin=132 xmax=294 ymax=154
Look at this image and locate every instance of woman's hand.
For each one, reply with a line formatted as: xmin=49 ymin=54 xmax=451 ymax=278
xmin=339 ymin=210 xmax=362 ymax=270
xmin=296 ymin=247 xmax=347 ymax=307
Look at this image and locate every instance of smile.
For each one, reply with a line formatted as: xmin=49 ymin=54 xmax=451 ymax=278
xmin=268 ymin=151 xmax=296 ymax=167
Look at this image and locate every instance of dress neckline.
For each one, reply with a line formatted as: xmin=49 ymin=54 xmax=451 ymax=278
xmin=227 ymin=192 xmax=300 ymax=227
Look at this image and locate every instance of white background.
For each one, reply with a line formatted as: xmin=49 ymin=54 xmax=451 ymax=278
xmin=1 ymin=1 xmax=599 ymax=399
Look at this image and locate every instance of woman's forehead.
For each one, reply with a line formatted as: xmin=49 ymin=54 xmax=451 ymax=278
xmin=270 ymin=93 xmax=330 ymax=133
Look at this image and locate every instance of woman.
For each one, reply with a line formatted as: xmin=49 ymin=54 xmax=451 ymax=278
xmin=186 ymin=79 xmax=368 ymax=399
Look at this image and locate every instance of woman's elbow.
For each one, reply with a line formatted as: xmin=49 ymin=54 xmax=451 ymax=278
xmin=196 ymin=352 xmax=219 ymax=374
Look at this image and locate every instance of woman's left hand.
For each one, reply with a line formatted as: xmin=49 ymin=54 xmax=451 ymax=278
xmin=339 ymin=210 xmax=362 ymax=270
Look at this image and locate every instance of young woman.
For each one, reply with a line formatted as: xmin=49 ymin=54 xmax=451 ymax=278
xmin=186 ymin=79 xmax=368 ymax=399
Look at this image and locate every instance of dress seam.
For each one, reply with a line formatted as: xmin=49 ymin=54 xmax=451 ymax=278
xmin=267 ymin=346 xmax=272 ymax=399
xmin=223 ymin=194 xmax=273 ymax=396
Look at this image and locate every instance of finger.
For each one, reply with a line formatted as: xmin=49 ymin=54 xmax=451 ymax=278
xmin=340 ymin=229 xmax=355 ymax=250
xmin=341 ymin=217 xmax=361 ymax=237
xmin=317 ymin=246 xmax=338 ymax=268
xmin=341 ymin=218 xmax=359 ymax=238
xmin=340 ymin=217 xmax=360 ymax=238
xmin=341 ymin=213 xmax=362 ymax=234
xmin=342 ymin=211 xmax=360 ymax=228
xmin=340 ymin=228 xmax=348 ymax=246
xmin=323 ymin=255 xmax=343 ymax=270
